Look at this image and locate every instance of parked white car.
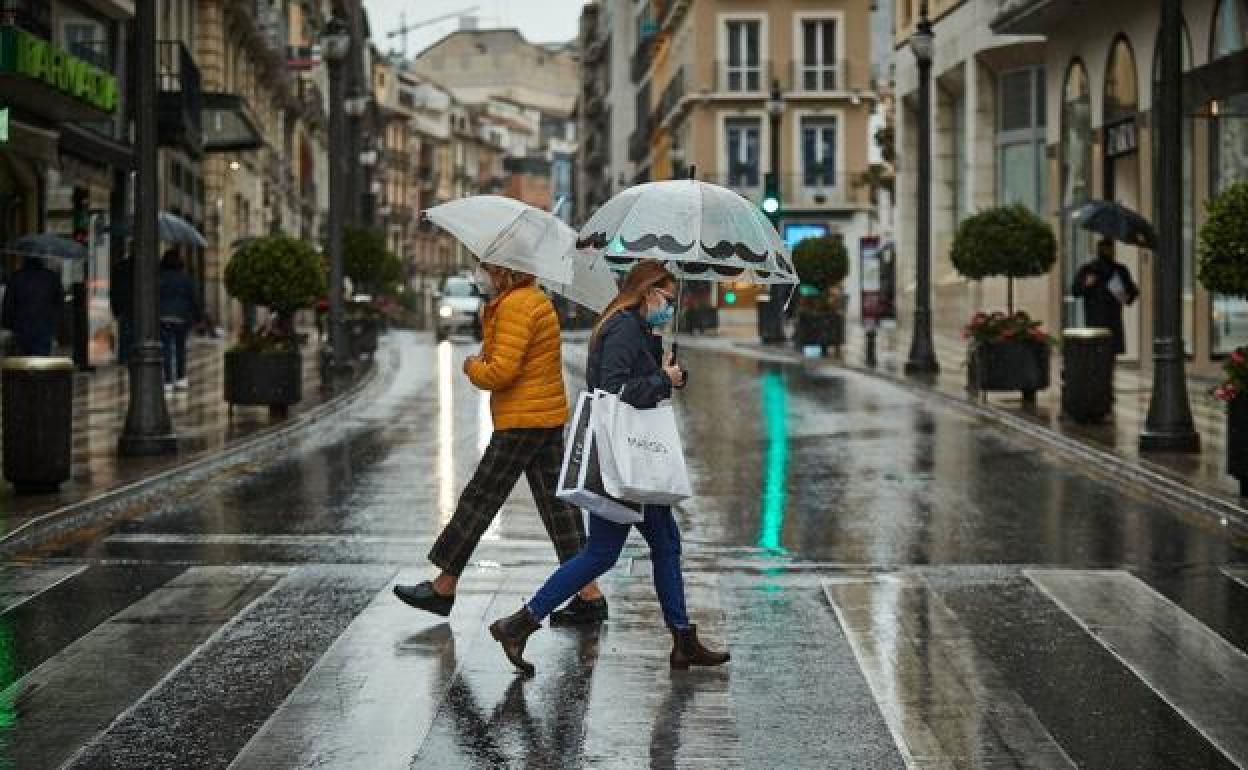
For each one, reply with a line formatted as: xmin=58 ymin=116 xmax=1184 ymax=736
xmin=435 ymin=275 xmax=484 ymax=342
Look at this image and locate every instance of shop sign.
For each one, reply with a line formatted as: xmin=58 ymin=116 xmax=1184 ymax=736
xmin=1104 ymin=117 xmax=1137 ymax=158
xmin=0 ymin=27 xmax=118 ymax=114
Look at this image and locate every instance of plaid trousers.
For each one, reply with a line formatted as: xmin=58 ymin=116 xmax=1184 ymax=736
xmin=429 ymin=427 xmax=586 ymax=577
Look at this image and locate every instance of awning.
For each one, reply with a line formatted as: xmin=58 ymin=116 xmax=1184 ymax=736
xmin=201 ymin=92 xmax=265 ymax=153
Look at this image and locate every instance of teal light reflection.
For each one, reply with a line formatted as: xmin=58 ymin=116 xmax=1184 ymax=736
xmin=758 ymin=370 xmax=790 ymax=553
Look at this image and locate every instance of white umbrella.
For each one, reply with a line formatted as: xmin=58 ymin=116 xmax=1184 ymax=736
xmin=424 ymin=196 xmax=574 ymax=286
xmin=158 ymin=211 xmax=207 ymax=247
xmin=575 ymin=179 xmax=798 ymax=285
xmin=542 ymin=246 xmax=620 ymax=313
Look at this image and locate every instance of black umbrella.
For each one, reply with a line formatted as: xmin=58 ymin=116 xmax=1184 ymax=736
xmin=7 ymin=233 xmax=87 ymax=260
xmin=1071 ymin=200 xmax=1157 ymax=250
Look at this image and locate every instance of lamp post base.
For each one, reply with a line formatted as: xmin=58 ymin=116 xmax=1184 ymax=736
xmin=117 ymin=344 xmax=177 ymax=457
xmin=118 ymin=433 xmax=179 ymax=456
xmin=904 ymin=357 xmax=940 ymax=377
xmin=1139 ymin=430 xmax=1201 ymax=454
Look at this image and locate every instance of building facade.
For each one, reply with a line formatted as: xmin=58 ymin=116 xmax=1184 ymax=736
xmin=994 ymin=0 xmax=1247 ymax=374
xmin=603 ymin=0 xmax=879 ymax=314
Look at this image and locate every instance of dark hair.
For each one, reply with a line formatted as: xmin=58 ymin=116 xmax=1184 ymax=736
xmin=591 ymin=259 xmax=675 ymax=343
xmin=160 ymin=249 xmax=184 ymax=271
xmin=1097 ymin=239 xmax=1115 ymax=259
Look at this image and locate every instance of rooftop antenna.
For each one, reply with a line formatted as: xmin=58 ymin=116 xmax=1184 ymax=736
xmin=387 ymin=6 xmax=481 ymax=59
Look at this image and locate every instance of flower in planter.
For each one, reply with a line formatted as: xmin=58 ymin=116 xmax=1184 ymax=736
xmin=1213 ymin=346 xmax=1248 ymax=404
xmin=963 ymin=309 xmax=1054 ymax=346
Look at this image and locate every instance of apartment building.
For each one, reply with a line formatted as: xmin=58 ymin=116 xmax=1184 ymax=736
xmin=580 ymin=0 xmax=878 ymax=314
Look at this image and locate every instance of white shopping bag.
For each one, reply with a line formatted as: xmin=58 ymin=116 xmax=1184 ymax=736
xmin=556 ymin=391 xmax=644 ymax=524
xmin=592 ymin=389 xmax=692 ymax=505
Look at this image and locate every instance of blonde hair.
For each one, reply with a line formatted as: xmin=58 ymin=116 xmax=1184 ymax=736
xmin=485 ymin=264 xmax=536 ymax=295
xmin=591 ymin=260 xmax=675 ymax=344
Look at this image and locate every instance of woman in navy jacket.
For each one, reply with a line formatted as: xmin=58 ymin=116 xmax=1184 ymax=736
xmin=489 ymin=259 xmax=730 ymax=675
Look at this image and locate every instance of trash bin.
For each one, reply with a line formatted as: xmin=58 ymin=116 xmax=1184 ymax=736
xmin=1061 ymin=328 xmax=1115 ymax=423
xmin=2 ymin=357 xmax=74 ymax=493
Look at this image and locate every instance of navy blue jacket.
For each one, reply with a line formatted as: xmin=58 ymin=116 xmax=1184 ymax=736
xmin=159 ymin=269 xmax=199 ymax=324
xmin=2 ymin=262 xmax=63 ymax=350
xmin=587 ymin=308 xmax=671 ymax=409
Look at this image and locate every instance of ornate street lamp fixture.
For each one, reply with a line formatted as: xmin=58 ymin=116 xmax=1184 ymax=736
xmin=904 ymin=4 xmax=939 ymax=376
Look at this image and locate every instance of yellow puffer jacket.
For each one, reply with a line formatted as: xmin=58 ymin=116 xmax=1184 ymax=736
xmin=466 ymin=284 xmax=569 ymax=430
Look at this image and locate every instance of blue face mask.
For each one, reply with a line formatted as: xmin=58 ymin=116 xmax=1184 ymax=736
xmin=646 ymin=302 xmax=675 ymax=327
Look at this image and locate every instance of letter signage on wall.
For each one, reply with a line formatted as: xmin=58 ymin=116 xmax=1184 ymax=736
xmin=0 ymin=27 xmax=118 ymax=114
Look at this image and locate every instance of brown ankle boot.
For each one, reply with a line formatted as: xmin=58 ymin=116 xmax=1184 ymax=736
xmin=490 ymin=606 xmax=542 ymax=676
xmin=669 ymin=624 xmax=730 ymax=669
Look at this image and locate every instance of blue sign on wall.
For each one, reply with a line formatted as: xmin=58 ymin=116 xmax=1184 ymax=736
xmin=783 ymin=223 xmax=828 ymax=251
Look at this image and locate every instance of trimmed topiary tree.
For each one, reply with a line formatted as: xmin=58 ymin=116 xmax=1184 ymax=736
xmin=343 ymin=225 xmax=403 ymax=297
xmin=950 ymin=204 xmax=1057 ymax=313
xmin=1198 ymin=180 xmax=1248 ymax=301
xmin=793 ymin=234 xmax=849 ymax=295
xmin=792 ymin=235 xmax=850 ymax=354
xmin=225 ymin=235 xmax=326 ymax=350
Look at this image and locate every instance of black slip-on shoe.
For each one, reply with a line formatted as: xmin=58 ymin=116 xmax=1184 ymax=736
xmin=393 ymin=581 xmax=455 ymax=617
xmin=549 ymin=596 xmax=608 ymax=626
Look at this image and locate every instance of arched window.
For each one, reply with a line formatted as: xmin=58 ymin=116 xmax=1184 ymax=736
xmin=1210 ymin=0 xmax=1248 ymax=354
xmin=1104 ymin=36 xmax=1139 ymax=122
xmin=1061 ymin=60 xmax=1092 ymax=327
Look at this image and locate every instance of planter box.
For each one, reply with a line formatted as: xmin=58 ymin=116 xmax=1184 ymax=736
xmin=224 ymin=350 xmax=303 ymax=408
xmin=794 ymin=311 xmax=844 ymax=354
xmin=968 ymin=340 xmax=1051 ymax=397
xmin=1230 ymin=396 xmax=1247 ymax=498
xmin=347 ymin=318 xmax=379 ymax=357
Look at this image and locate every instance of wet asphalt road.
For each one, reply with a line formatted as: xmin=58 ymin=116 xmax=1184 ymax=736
xmin=4 ymin=330 xmax=1248 ymax=769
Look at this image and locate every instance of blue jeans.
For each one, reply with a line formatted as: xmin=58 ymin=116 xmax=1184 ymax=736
xmin=526 ymin=505 xmax=690 ymax=630
xmin=160 ymin=321 xmax=189 ymax=383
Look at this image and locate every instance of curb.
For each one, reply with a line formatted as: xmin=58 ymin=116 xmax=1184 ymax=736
xmin=0 ymin=344 xmax=392 ymax=557
xmin=673 ymin=336 xmax=1248 ymax=539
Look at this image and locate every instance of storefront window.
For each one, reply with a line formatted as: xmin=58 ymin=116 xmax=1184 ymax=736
xmin=1061 ymin=61 xmax=1092 ymax=327
xmin=996 ymin=67 xmax=1046 ymax=215
xmin=1210 ymin=0 xmax=1248 ymax=355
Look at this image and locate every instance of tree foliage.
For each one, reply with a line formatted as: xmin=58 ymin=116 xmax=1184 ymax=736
xmin=1198 ymin=181 xmax=1248 ymax=299
xmin=793 ymin=235 xmax=849 ymax=290
xmin=343 ymin=225 xmax=403 ymax=295
xmin=224 ymin=235 xmax=326 ymax=314
xmin=950 ymin=204 xmax=1057 ymax=280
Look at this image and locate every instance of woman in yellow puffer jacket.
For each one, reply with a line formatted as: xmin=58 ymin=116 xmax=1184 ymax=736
xmin=394 ymin=264 xmax=606 ymax=622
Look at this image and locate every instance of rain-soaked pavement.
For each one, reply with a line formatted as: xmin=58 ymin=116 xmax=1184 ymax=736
xmin=3 ymin=330 xmax=1248 ymax=769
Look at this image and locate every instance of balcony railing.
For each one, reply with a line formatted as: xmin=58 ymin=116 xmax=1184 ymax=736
xmin=700 ymin=171 xmax=873 ymax=208
xmin=652 ymin=68 xmax=685 ymax=128
xmin=156 ymin=41 xmax=203 ymax=155
xmin=712 ymin=60 xmax=770 ymax=95
xmin=789 ymin=59 xmax=862 ymax=94
xmin=0 ymin=0 xmax=50 ymax=37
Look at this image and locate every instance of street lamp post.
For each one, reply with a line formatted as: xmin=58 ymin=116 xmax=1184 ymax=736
xmin=1141 ymin=0 xmax=1200 ymax=452
xmin=322 ymin=16 xmax=351 ymax=377
xmin=759 ymin=80 xmax=787 ymax=345
xmin=118 ymin=0 xmax=176 ymax=455
xmin=904 ymin=5 xmax=940 ymax=377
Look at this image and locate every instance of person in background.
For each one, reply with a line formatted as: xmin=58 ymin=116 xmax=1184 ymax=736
xmin=488 ymin=259 xmax=729 ymax=676
xmin=392 ymin=263 xmax=606 ymax=625
xmin=1072 ymin=238 xmax=1139 ymax=356
xmin=158 ymin=248 xmax=199 ymax=392
xmin=110 ymin=245 xmax=135 ymax=364
xmin=1 ymin=256 xmax=64 ymax=356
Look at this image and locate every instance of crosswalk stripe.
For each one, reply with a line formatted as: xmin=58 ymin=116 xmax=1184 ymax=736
xmin=824 ymin=575 xmax=1078 ymax=769
xmin=0 ymin=563 xmax=87 ymax=613
xmin=580 ymin=570 xmax=743 ymax=768
xmin=1026 ymin=569 xmax=1248 ymax=769
xmin=2 ymin=566 xmax=282 ymax=770
xmin=229 ymin=571 xmax=496 ymax=770
xmin=61 ymin=565 xmax=395 ymax=770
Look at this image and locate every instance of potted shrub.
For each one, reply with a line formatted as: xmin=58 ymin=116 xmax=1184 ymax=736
xmin=792 ymin=234 xmax=849 ymax=356
xmin=951 ymin=204 xmax=1057 ymax=399
xmin=343 ymin=226 xmax=402 ymax=358
xmin=1198 ymin=181 xmax=1248 ymax=496
xmin=223 ymin=235 xmax=326 ymax=417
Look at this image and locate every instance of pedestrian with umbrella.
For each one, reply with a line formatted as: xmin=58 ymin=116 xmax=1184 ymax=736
xmin=488 ymin=259 xmax=731 ymax=676
xmin=1 ymin=244 xmax=67 ymax=356
xmin=158 ymin=248 xmax=200 ymax=392
xmin=1072 ymin=199 xmax=1147 ymax=355
xmin=393 ymin=196 xmax=607 ymax=625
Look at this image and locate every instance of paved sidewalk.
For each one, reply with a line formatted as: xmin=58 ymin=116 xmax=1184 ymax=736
xmin=680 ymin=309 xmax=1244 ymax=515
xmin=0 ymin=334 xmax=357 ymax=540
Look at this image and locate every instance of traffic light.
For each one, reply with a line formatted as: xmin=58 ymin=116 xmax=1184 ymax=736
xmin=723 ymin=290 xmax=737 ymax=305
xmin=761 ymin=172 xmax=780 ymax=219
xmin=71 ymin=188 xmax=89 ymax=245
